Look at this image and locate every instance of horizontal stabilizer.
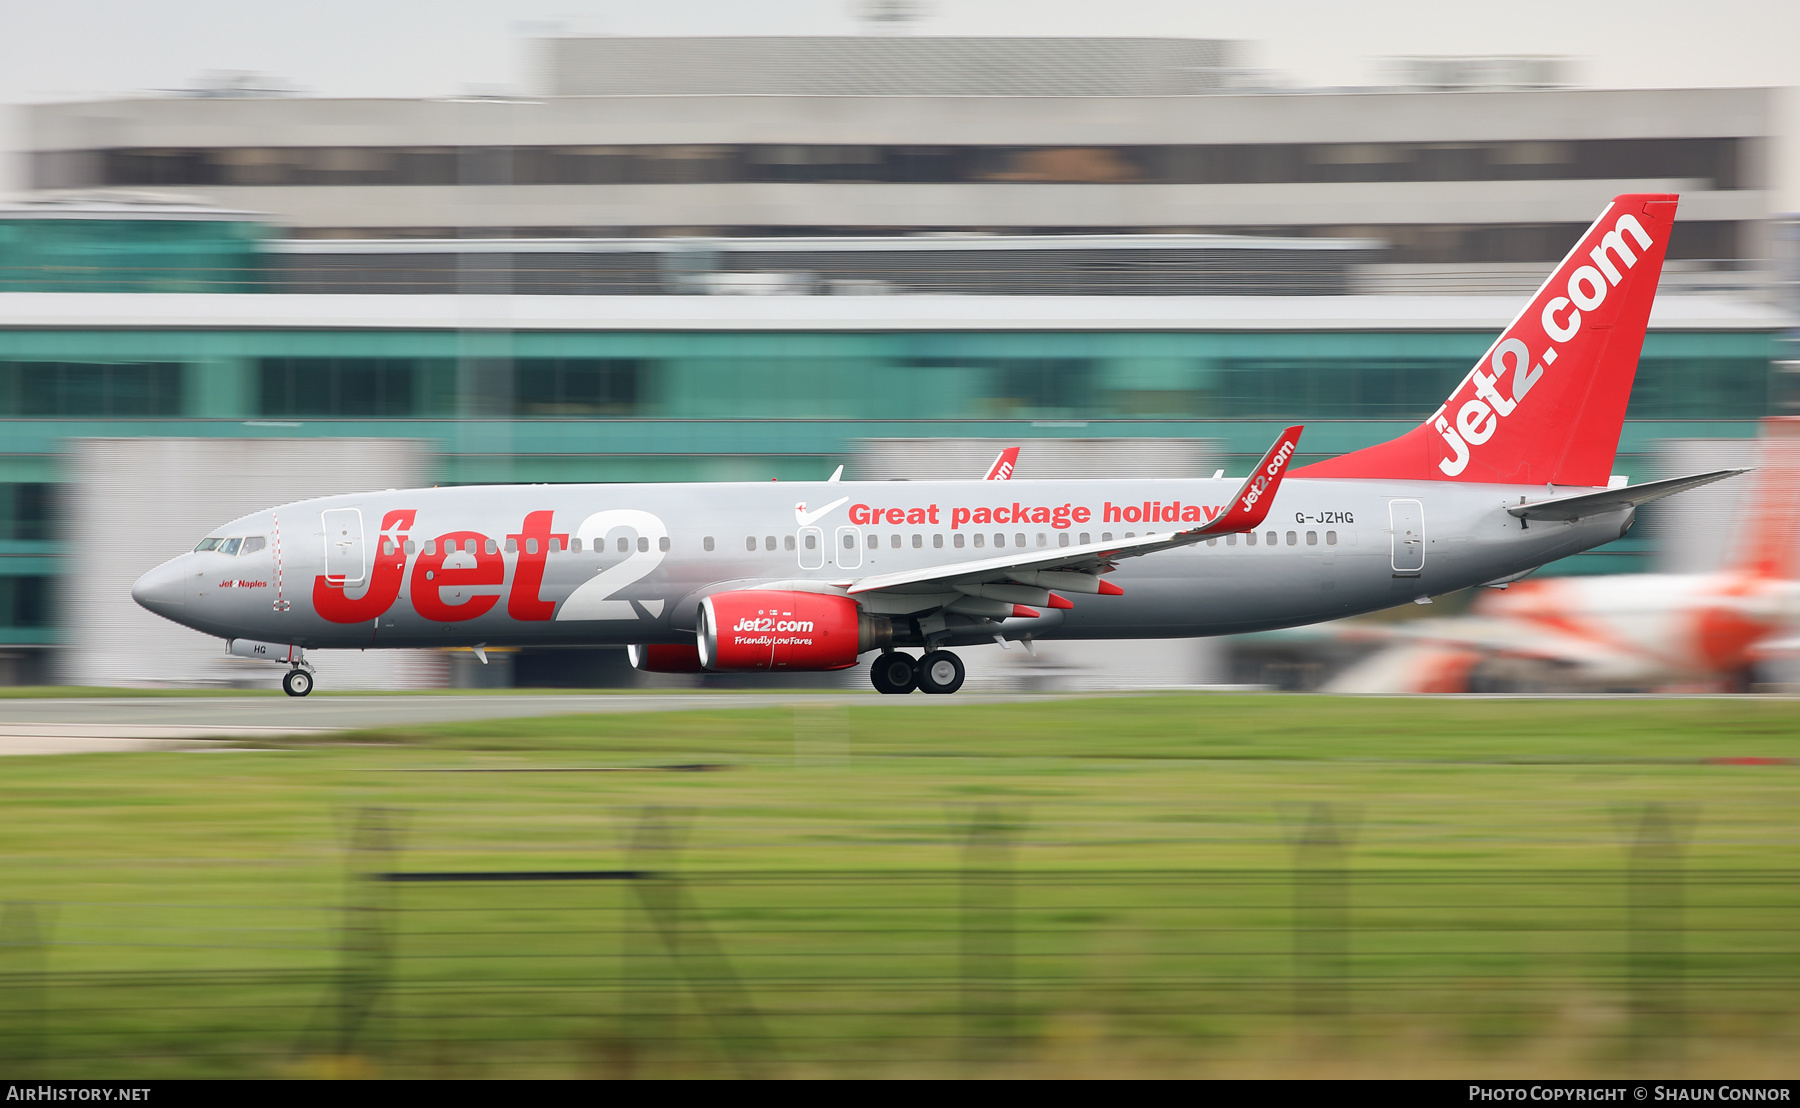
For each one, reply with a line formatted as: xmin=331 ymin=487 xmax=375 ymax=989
xmin=1507 ymin=469 xmax=1746 ymax=522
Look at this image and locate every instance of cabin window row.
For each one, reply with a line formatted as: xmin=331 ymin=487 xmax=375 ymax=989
xmin=1205 ymin=530 xmax=1339 ymax=546
xmin=346 ymin=528 xmax=1349 ymax=559
xmin=375 ymin=535 xmax=673 ymax=556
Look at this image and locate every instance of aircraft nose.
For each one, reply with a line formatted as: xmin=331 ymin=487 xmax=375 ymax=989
xmin=132 ymin=558 xmax=188 ymax=617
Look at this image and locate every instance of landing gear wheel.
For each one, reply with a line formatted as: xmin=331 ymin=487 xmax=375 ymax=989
xmin=869 ymin=652 xmax=918 ymax=695
xmin=916 ymin=650 xmax=965 ymax=695
xmin=282 ymin=669 xmax=313 ymax=698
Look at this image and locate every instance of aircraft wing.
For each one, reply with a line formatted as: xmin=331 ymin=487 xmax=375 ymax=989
xmin=1509 ymin=468 xmax=1746 ymax=522
xmin=847 ymin=426 xmax=1303 ymax=599
xmin=984 ymin=447 xmax=1020 ymax=481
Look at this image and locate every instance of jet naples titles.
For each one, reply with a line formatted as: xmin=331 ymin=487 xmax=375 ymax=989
xmin=132 ymin=194 xmax=1742 ymax=697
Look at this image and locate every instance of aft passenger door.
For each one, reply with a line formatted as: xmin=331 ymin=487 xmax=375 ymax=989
xmin=1389 ymin=499 xmax=1424 ymax=575
xmin=322 ymin=509 xmax=366 ymax=585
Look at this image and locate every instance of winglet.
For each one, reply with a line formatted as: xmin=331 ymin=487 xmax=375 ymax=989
xmin=984 ymin=447 xmax=1020 ymax=481
xmin=1197 ymin=425 xmax=1303 ymax=536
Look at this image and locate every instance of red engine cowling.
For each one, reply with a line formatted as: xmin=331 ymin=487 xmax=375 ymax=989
xmin=697 ymin=590 xmax=889 ymax=671
xmin=627 ymin=642 xmax=706 ymax=673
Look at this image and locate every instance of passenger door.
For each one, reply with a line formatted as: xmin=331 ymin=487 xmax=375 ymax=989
xmin=798 ymin=526 xmax=824 ymax=570
xmin=322 ymin=508 xmax=366 ymax=585
xmin=1389 ymin=499 xmax=1424 ymax=575
xmin=835 ymin=526 xmax=862 ymax=569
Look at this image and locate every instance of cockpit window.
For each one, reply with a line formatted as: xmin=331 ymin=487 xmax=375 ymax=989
xmin=195 ymin=538 xmax=223 ymax=552
xmin=219 ymin=538 xmax=243 ymax=556
xmin=241 ymin=536 xmax=267 ymax=555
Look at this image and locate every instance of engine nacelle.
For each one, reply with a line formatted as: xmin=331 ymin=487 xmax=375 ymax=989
xmin=626 ymin=642 xmax=706 ymax=673
xmin=697 ymin=590 xmax=890 ymax=671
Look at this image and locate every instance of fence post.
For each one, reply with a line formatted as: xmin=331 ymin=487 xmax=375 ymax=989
xmin=625 ymin=807 xmax=776 ymax=1076
xmin=960 ymin=805 xmax=1016 ymax=1065
xmin=1627 ymin=802 xmax=1688 ymax=1068
xmin=1292 ymin=802 xmax=1351 ymax=1027
xmin=336 ymin=807 xmax=399 ymax=1060
xmin=0 ymin=901 xmax=46 ymax=1073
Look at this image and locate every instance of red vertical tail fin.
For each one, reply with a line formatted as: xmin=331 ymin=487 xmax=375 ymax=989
xmin=1732 ymin=419 xmax=1800 ymax=580
xmin=984 ymin=446 xmax=1020 ymax=481
xmin=1295 ymin=194 xmax=1677 ymax=487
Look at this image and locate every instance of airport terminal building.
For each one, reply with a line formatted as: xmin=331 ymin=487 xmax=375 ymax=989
xmin=0 ymin=38 xmax=1792 ymax=685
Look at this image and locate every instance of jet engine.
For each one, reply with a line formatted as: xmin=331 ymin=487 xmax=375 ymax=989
xmin=697 ymin=590 xmax=891 ymax=671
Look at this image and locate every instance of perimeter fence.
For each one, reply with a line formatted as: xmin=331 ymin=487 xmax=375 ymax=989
xmin=0 ymin=803 xmax=1796 ymax=1078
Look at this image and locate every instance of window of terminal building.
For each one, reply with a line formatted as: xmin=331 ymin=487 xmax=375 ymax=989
xmin=258 ymin=358 xmax=415 ymax=417
xmin=514 ymin=358 xmax=641 ymax=416
xmin=1627 ymin=354 xmax=1772 ymax=419
xmin=0 ymin=483 xmax=54 ymax=541
xmin=0 ymin=576 xmax=50 ymax=630
xmin=48 ymin=138 xmax=1750 ymax=193
xmin=0 ymin=362 xmax=181 ymax=417
xmin=988 ymin=359 xmax=1093 ymax=417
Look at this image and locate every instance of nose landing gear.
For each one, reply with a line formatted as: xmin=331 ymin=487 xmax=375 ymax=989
xmin=282 ymin=667 xmax=314 ymax=698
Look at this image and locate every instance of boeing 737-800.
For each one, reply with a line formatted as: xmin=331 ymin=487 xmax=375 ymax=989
xmin=131 ymin=193 xmax=1740 ymax=697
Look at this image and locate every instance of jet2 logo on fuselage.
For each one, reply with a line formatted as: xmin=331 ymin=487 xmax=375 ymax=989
xmin=794 ymin=497 xmax=849 ymax=528
xmin=313 ymin=508 xmax=670 ymax=625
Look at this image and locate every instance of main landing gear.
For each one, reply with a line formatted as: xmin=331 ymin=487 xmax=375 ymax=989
xmin=282 ymin=667 xmax=314 ymax=698
xmin=870 ymin=650 xmax=966 ymax=695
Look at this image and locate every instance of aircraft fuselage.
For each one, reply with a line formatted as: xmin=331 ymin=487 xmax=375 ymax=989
xmin=132 ymin=476 xmax=1632 ymax=652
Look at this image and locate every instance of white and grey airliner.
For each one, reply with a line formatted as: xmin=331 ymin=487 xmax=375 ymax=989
xmin=132 ymin=193 xmax=1739 ymax=696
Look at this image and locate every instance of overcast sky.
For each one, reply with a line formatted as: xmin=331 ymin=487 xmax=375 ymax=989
xmin=3 ymin=0 xmax=1797 ymax=204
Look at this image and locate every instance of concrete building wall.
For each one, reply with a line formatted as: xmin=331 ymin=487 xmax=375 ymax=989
xmin=25 ymin=87 xmax=1769 ymax=150
xmin=63 ymin=437 xmax=442 ymax=689
xmin=21 ymin=86 xmax=1771 ymax=242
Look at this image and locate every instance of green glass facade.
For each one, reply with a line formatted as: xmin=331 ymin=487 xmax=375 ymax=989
xmin=0 ymin=327 xmax=1778 ymax=424
xmin=0 ymin=217 xmax=270 ymax=293
xmin=0 ymin=322 xmax=1785 ymax=648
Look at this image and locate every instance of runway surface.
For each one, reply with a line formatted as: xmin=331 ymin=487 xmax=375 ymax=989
xmin=0 ymin=692 xmax=1047 ymax=755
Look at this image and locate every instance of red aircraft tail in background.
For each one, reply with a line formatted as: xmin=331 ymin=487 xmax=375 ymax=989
xmin=984 ymin=447 xmax=1020 ymax=481
xmin=1731 ymin=418 xmax=1800 ymax=581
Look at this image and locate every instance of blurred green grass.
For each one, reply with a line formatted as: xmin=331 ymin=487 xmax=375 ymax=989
xmin=1 ymin=694 xmax=1797 ymax=1078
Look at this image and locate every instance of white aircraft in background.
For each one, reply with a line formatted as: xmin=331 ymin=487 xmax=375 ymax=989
xmin=1323 ymin=419 xmax=1800 ymax=693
